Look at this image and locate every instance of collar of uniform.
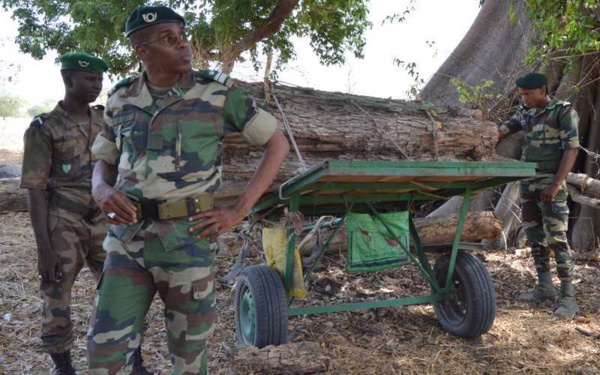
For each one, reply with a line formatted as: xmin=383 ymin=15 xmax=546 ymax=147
xmin=122 ymin=71 xmax=194 ymax=106
xmin=54 ymin=101 xmax=87 ymax=124
xmin=90 ymin=105 xmax=103 ymax=126
xmin=53 ymin=102 xmax=67 ymax=118
xmin=178 ymin=70 xmax=195 ymax=91
xmin=121 ymin=72 xmax=154 ymax=109
xmin=125 ymin=71 xmax=195 ymax=95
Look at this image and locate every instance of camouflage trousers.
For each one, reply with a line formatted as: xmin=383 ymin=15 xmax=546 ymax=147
xmin=87 ymin=220 xmax=217 ymax=375
xmin=520 ymin=175 xmax=574 ymax=280
xmin=41 ymin=207 xmax=107 ymax=353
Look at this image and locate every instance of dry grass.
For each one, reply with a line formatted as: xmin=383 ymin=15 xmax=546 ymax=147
xmin=1 ymin=212 xmax=599 ymax=374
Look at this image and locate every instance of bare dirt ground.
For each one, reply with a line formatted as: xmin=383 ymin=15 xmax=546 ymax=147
xmin=0 ymin=119 xmax=599 ymax=374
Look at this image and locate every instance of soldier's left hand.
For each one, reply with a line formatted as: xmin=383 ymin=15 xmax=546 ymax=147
xmin=540 ymin=184 xmax=560 ymax=202
xmin=188 ymin=205 xmax=247 ymax=240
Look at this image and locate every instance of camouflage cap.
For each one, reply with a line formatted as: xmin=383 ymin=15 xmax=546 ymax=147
xmin=516 ymin=72 xmax=548 ymax=89
xmin=59 ymin=52 xmax=108 ymax=75
xmin=125 ymin=5 xmax=185 ymax=37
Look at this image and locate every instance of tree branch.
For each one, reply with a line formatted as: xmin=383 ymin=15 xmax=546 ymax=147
xmin=224 ymin=0 xmax=299 ymax=67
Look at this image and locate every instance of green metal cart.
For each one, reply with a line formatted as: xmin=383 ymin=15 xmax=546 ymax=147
xmin=232 ymin=160 xmax=536 ymax=347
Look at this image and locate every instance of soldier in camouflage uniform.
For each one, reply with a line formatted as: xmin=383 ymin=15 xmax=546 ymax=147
xmin=498 ymin=72 xmax=580 ymax=317
xmin=87 ymin=5 xmax=289 ymax=374
xmin=20 ymin=53 xmax=109 ymax=375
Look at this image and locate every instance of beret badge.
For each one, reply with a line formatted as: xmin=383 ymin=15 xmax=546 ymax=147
xmin=142 ymin=12 xmax=158 ymax=23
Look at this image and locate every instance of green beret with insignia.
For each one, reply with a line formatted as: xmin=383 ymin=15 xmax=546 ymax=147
xmin=516 ymin=72 xmax=548 ymax=89
xmin=125 ymin=5 xmax=185 ymax=37
xmin=59 ymin=52 xmax=108 ymax=74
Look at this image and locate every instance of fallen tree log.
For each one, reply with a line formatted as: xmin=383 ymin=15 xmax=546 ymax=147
xmin=0 ymin=178 xmax=27 ymax=212
xmin=567 ymin=173 xmax=600 ymax=209
xmin=297 ymin=212 xmax=504 ymax=252
xmin=222 ymin=211 xmax=502 ymax=257
xmin=223 ymin=82 xmax=499 ymax=184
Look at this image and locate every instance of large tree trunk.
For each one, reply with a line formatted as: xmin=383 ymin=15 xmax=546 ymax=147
xmin=420 ymin=0 xmax=600 ymax=251
xmin=224 ymin=82 xmax=498 ymax=187
xmin=420 ymin=0 xmax=534 ymax=107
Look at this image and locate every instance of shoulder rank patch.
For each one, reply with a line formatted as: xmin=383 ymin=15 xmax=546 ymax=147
xmin=108 ymin=76 xmax=138 ymax=96
xmin=196 ymin=69 xmax=232 ymax=87
xmin=30 ymin=113 xmax=50 ymax=128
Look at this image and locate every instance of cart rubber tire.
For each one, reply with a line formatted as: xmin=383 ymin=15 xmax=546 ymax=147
xmin=432 ymin=252 xmax=496 ymax=338
xmin=235 ymin=265 xmax=289 ymax=347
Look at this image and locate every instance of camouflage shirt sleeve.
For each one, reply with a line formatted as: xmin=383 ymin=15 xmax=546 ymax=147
xmin=91 ymin=105 xmax=120 ymax=165
xmin=559 ymin=105 xmax=580 ymax=150
xmin=20 ymin=119 xmax=52 ymax=189
xmin=221 ymin=86 xmax=277 ymax=146
xmin=498 ymin=111 xmax=522 ymax=136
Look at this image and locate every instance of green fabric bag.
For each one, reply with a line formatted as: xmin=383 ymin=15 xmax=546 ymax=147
xmin=346 ymin=212 xmax=410 ymax=273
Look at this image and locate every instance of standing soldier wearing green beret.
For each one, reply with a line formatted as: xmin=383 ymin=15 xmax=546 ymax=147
xmin=21 ymin=53 xmax=109 ymax=374
xmin=498 ymin=72 xmax=580 ymax=317
xmin=87 ymin=5 xmax=289 ymax=374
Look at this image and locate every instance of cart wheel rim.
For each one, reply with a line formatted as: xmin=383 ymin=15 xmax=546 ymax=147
xmin=239 ymin=287 xmax=256 ymax=342
xmin=440 ymin=278 xmax=468 ymax=322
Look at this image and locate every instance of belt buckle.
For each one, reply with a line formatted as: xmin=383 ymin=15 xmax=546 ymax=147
xmin=186 ymin=197 xmax=199 ymax=216
xmin=135 ymin=202 xmax=143 ymax=219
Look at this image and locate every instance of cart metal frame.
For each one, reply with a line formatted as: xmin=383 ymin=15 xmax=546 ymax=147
xmin=234 ymin=160 xmax=536 ymax=345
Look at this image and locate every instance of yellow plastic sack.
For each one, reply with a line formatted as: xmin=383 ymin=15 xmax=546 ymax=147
xmin=262 ymin=227 xmax=309 ymax=298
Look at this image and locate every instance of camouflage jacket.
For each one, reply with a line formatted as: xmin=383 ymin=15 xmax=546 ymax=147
xmin=20 ymin=103 xmax=103 ymax=207
xmin=92 ymin=69 xmax=277 ymax=202
xmin=499 ymin=98 xmax=579 ymax=172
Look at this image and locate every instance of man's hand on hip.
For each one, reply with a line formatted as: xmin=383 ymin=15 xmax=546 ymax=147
xmin=93 ymin=183 xmax=137 ymax=225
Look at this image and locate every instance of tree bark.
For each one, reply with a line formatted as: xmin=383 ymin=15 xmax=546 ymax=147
xmin=419 ymin=0 xmax=534 ymax=107
xmin=567 ymin=173 xmax=600 ymax=206
xmin=225 ymin=82 xmax=499 ymax=186
xmin=233 ymin=341 xmax=330 ymax=374
xmin=0 ymin=178 xmax=27 ymax=212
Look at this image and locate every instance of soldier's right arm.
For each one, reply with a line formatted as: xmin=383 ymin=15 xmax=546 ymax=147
xmin=91 ymin=106 xmax=137 ymax=224
xmin=20 ymin=119 xmax=62 ymax=283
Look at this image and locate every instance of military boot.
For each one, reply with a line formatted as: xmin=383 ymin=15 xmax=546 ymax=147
xmin=517 ymin=271 xmax=557 ymax=302
xmin=49 ymin=351 xmax=77 ymax=375
xmin=132 ymin=346 xmax=152 ymax=375
xmin=554 ymin=280 xmax=580 ymax=317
